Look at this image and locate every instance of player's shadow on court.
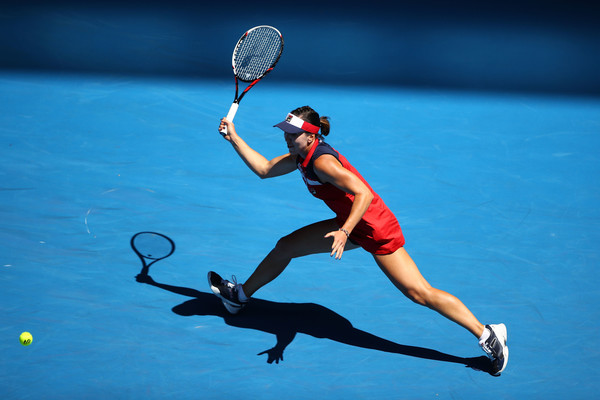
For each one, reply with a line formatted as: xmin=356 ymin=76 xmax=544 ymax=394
xmin=136 ymin=274 xmax=495 ymax=375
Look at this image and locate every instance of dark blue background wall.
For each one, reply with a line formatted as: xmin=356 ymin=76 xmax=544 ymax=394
xmin=1 ymin=0 xmax=599 ymax=95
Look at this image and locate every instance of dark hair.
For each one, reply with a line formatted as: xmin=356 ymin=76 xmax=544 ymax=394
xmin=290 ymin=105 xmax=330 ymax=137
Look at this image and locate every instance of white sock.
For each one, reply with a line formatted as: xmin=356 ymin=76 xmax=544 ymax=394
xmin=236 ymin=284 xmax=249 ymax=302
xmin=479 ymin=327 xmax=491 ymax=343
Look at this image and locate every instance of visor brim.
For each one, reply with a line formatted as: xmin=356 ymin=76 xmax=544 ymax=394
xmin=273 ymin=121 xmax=306 ymax=134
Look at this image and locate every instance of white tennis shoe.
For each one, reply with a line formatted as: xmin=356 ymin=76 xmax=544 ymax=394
xmin=207 ymin=271 xmax=248 ymax=314
xmin=479 ymin=323 xmax=509 ymax=376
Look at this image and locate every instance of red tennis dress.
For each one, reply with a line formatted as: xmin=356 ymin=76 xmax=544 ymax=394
xmin=297 ymin=140 xmax=405 ymax=255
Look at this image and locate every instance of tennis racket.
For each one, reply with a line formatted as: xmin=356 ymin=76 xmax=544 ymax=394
xmin=220 ymin=25 xmax=284 ymax=136
xmin=131 ymin=232 xmax=175 ymax=280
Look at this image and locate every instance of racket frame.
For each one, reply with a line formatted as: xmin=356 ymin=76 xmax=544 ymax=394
xmin=221 ymin=25 xmax=284 ymax=135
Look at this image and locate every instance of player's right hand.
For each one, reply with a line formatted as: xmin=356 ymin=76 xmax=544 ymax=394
xmin=135 ymin=273 xmax=155 ymax=284
xmin=219 ymin=118 xmax=236 ymax=140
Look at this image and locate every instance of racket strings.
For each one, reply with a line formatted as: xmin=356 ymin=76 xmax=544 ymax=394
xmin=234 ymin=27 xmax=282 ymax=82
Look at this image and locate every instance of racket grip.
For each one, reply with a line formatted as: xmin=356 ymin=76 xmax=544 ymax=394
xmin=220 ymin=102 xmax=239 ymax=136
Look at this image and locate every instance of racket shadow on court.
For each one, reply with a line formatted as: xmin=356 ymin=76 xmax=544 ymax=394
xmin=131 ymin=231 xmax=176 ymax=280
xmin=131 ymin=232 xmax=494 ymax=375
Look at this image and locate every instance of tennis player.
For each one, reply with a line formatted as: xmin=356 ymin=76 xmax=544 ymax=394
xmin=210 ymin=106 xmax=508 ymax=375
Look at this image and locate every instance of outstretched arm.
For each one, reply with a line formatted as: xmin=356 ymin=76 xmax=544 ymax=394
xmin=136 ymin=274 xmax=204 ymax=298
xmin=219 ymin=118 xmax=296 ymax=179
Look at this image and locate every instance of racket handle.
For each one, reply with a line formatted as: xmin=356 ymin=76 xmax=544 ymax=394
xmin=220 ymin=102 xmax=239 ymax=136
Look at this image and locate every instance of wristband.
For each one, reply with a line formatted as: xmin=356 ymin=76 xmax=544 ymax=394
xmin=339 ymin=228 xmax=350 ymax=238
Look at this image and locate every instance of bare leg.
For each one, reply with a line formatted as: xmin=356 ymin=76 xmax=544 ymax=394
xmin=374 ymin=248 xmax=485 ymax=338
xmin=243 ymin=219 xmax=359 ymax=297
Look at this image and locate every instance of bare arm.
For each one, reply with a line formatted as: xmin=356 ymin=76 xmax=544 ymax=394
xmin=313 ymin=154 xmax=374 ymax=259
xmin=219 ymin=118 xmax=296 ymax=178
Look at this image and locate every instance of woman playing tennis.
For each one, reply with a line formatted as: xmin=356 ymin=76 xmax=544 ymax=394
xmin=209 ymin=106 xmax=508 ymax=375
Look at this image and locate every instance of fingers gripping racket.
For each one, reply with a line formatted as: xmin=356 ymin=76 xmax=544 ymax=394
xmin=220 ymin=25 xmax=284 ymax=136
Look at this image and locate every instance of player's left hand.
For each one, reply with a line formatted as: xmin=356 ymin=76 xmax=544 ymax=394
xmin=258 ymin=347 xmax=284 ymax=364
xmin=325 ymin=230 xmax=348 ymax=260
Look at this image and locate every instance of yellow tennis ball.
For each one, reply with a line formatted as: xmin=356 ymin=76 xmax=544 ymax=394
xmin=19 ymin=332 xmax=33 ymax=346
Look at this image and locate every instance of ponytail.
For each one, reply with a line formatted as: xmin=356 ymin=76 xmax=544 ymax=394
xmin=319 ymin=116 xmax=330 ymax=137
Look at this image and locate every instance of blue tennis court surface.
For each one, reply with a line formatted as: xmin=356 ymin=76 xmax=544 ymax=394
xmin=2 ymin=1 xmax=600 ymax=397
xmin=1 ymin=71 xmax=599 ymax=398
